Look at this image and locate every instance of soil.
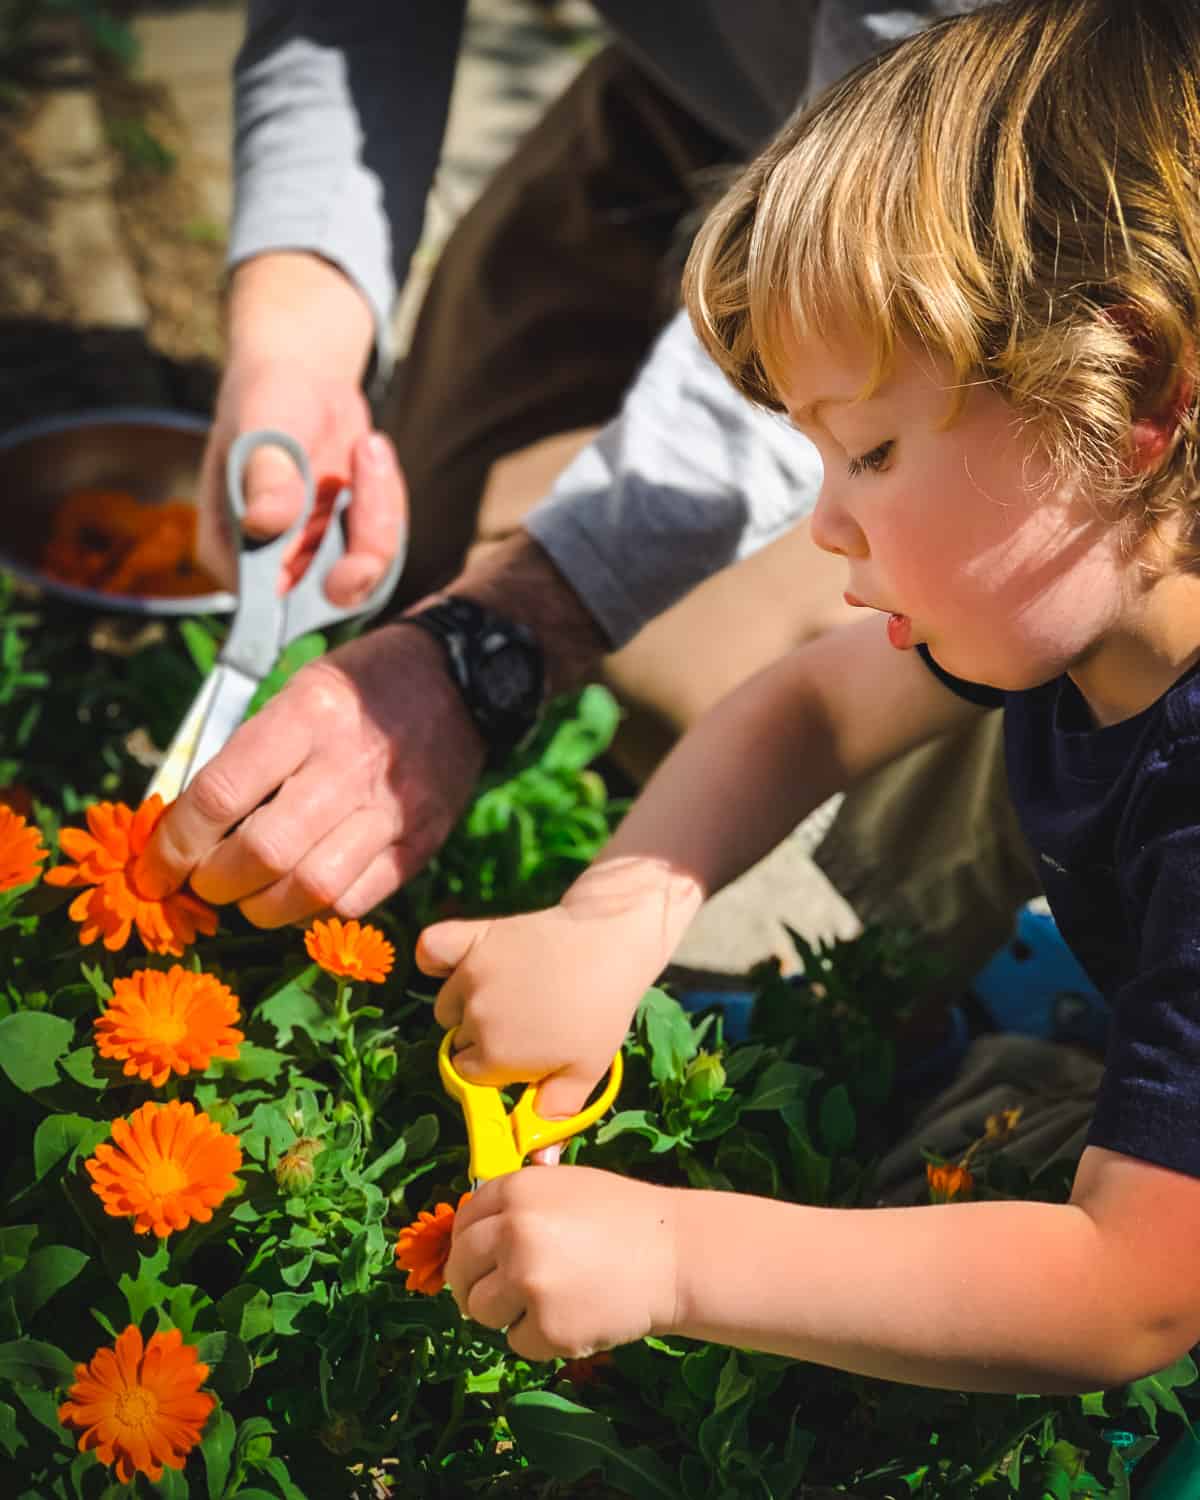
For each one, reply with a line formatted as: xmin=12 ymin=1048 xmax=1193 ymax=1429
xmin=0 ymin=23 xmax=223 ymax=430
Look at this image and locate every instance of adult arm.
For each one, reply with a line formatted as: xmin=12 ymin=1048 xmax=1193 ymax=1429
xmin=525 ymin=308 xmax=824 ymax=648
xmin=195 ymin=1 xmax=466 ymax=600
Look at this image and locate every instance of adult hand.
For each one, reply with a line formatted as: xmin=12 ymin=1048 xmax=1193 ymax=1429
xmin=136 ymin=624 xmax=486 ymax=924
xmin=198 ymin=253 xmax=406 ymax=606
xmin=445 ymin=1167 xmax=680 ymax=1361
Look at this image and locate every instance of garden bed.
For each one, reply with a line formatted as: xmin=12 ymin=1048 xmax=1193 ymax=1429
xmin=1 ymin=576 xmax=1197 ymax=1498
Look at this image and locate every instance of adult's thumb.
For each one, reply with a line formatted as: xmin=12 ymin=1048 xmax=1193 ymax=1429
xmin=415 ymin=919 xmax=492 ymax=976
xmin=240 ymin=440 xmax=307 ymax=538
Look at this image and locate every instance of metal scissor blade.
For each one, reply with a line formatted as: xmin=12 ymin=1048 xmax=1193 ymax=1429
xmin=145 ymin=662 xmax=260 ymax=804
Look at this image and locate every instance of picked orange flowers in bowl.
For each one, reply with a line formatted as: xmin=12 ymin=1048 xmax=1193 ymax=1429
xmin=94 ymin=966 xmax=243 ymax=1086
xmin=45 ymin=794 xmax=217 ymax=955
xmin=85 ymin=1099 xmax=242 ymax=1237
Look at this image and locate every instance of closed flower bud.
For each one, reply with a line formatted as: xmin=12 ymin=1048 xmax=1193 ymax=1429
xmin=318 ymin=1410 xmax=362 ymax=1455
xmin=683 ymin=1051 xmax=726 ymax=1106
xmin=274 ymin=1136 xmax=324 ymax=1194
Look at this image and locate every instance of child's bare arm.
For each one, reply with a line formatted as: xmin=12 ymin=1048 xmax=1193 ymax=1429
xmin=419 ymin=618 xmax=982 ymax=1113
xmin=668 ymin=1150 xmax=1200 ymax=1393
xmin=447 ymin=1146 xmax=1200 ymax=1393
xmin=580 ymin=614 xmax=983 ymax=920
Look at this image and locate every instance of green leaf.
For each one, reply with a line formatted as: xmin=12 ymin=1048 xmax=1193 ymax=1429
xmin=0 ymin=1397 xmax=25 ymax=1459
xmin=638 ymin=988 xmax=697 ymax=1084
xmin=1124 ymin=1355 xmax=1198 ymax=1434
xmin=200 ymin=1405 xmax=236 ymax=1499
xmin=193 ymin=1332 xmax=254 ymax=1399
xmin=59 ymin=1047 xmax=108 ymax=1090
xmin=0 ymin=1226 xmax=38 ymax=1281
xmin=508 ymin=1391 xmax=678 ymax=1498
xmin=258 ymin=982 xmax=338 ymax=1047
xmin=818 ymin=1083 xmax=856 ymax=1154
xmin=744 ymin=1059 xmax=821 ymax=1113
xmin=217 ymin=1286 xmax=273 ymax=1345
xmin=32 ymin=1114 xmax=110 ymax=1184
xmin=0 ymin=1337 xmax=77 ymax=1387
xmin=179 ymin=619 xmax=220 ymax=677
xmin=11 ymin=1246 xmax=89 ymax=1320
xmin=0 ymin=1011 xmax=75 ymax=1092
xmin=212 ymin=1043 xmax=288 ymax=1084
xmin=152 ymin=1467 xmax=189 ymax=1500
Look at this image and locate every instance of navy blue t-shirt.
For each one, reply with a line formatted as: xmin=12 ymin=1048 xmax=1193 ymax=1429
xmin=917 ymin=644 xmax=1200 ymax=1179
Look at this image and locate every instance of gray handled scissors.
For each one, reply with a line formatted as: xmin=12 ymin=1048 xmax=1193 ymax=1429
xmin=146 ymin=429 xmax=405 ymax=803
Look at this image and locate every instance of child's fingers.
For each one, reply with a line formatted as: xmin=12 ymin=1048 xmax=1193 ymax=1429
xmin=534 ymin=1065 xmax=605 ymax=1124
xmin=416 ymin=917 xmax=493 ymax=977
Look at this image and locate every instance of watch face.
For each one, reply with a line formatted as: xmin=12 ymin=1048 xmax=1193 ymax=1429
xmin=477 ymin=642 xmax=539 ymax=712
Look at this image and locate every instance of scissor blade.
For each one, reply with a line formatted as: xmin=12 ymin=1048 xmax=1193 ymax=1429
xmin=145 ymin=662 xmax=260 ymax=804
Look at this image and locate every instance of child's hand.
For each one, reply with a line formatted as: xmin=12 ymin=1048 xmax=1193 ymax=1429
xmin=444 ymin=1166 xmax=679 ymax=1360
xmin=417 ymin=858 xmax=700 ymax=1121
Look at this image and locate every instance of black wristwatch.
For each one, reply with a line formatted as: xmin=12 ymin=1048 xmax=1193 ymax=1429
xmin=402 ymin=595 xmax=545 ymax=766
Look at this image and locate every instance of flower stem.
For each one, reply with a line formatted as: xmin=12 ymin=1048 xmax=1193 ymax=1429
xmin=430 ymin=1372 xmax=467 ymax=1466
xmin=331 ymin=976 xmax=374 ymax=1143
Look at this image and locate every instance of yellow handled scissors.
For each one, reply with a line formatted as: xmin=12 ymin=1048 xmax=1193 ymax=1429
xmin=438 ymin=1028 xmax=623 ymax=1186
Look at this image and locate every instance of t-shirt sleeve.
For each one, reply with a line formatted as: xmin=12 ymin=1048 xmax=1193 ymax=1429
xmin=1087 ymin=750 xmax=1200 ymax=1177
xmin=915 ymin=644 xmax=1006 ymax=708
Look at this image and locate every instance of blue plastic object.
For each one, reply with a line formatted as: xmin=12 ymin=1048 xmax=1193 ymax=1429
xmin=969 ymin=905 xmax=1109 ymax=1052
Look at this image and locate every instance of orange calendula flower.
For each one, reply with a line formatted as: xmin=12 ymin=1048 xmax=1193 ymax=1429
xmin=926 ymin=1162 xmax=975 ymax=1203
xmin=559 ymin=1351 xmax=615 ymax=1388
xmin=58 ymin=1324 xmax=214 ymax=1484
xmin=305 ymin=916 xmax=395 ymax=983
xmin=86 ymin=1099 xmax=242 ymax=1237
xmin=0 ymin=804 xmax=46 ymax=892
xmin=44 ymin=795 xmax=217 ymax=955
xmin=395 ymin=1191 xmax=472 ymax=1296
xmin=94 ymin=966 xmax=243 ymax=1086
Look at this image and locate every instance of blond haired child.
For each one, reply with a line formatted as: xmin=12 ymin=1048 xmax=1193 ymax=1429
xmin=416 ymin=0 xmax=1200 ymax=1393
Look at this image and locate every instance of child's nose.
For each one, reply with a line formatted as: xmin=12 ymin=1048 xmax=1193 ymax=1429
xmin=810 ymin=485 xmax=868 ymax=559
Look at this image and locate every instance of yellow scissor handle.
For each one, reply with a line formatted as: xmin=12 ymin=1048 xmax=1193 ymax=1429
xmin=438 ymin=1028 xmax=623 ymax=1183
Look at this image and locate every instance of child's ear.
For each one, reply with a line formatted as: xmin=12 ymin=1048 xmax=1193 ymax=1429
xmin=1106 ymin=307 xmax=1196 ymax=474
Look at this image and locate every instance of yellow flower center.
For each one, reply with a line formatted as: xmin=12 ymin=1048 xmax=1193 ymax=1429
xmin=338 ymin=947 xmax=364 ymax=975
xmin=142 ymin=1011 xmax=187 ymax=1045
xmin=143 ymin=1158 xmax=187 ymax=1196
xmin=114 ymin=1386 xmax=158 ymax=1429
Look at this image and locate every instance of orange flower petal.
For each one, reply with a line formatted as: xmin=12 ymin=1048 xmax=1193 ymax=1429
xmin=0 ymin=805 xmax=47 ymax=892
xmin=305 ymin=916 xmax=395 ymax=983
xmin=394 ymin=1191 xmax=472 ymax=1296
xmin=85 ymin=1100 xmax=241 ymax=1238
xmin=59 ymin=1323 xmax=214 ymax=1483
xmin=95 ymin=966 xmax=243 ymax=1087
xmin=51 ymin=799 xmax=217 ymax=957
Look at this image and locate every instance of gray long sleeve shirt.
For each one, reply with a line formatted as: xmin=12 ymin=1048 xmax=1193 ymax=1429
xmin=230 ymin=1 xmax=980 ymax=647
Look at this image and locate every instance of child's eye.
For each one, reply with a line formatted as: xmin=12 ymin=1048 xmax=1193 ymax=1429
xmin=847 ymin=440 xmax=894 ymax=477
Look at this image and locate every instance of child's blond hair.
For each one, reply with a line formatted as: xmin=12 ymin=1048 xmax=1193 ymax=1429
xmin=684 ymin=0 xmax=1200 ymax=560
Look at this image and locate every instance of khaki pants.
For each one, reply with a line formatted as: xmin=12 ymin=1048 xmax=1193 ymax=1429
xmin=381 ymin=44 xmax=1040 ymax=979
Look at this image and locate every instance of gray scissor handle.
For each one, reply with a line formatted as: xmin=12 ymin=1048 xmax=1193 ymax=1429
xmin=221 ymin=428 xmax=407 ymax=680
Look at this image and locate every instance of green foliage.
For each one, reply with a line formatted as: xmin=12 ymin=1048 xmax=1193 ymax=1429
xmin=0 ymin=580 xmax=1196 ymax=1496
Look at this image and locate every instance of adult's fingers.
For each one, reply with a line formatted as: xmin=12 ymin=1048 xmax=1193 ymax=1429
xmin=185 ymin=754 xmax=378 ymax=909
xmin=234 ymin=806 xmax=403 ymax=929
xmin=134 ymin=692 xmax=315 ymax=899
xmin=322 ymin=432 xmax=409 ymax=606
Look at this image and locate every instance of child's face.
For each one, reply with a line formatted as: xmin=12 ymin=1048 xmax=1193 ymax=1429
xmin=780 ymin=324 xmax=1132 ymax=691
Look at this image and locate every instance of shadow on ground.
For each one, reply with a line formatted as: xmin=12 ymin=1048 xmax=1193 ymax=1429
xmin=0 ymin=318 xmax=217 ymax=434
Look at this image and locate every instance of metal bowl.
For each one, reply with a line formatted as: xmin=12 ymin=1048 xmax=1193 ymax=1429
xmin=0 ymin=407 xmax=236 ymax=615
